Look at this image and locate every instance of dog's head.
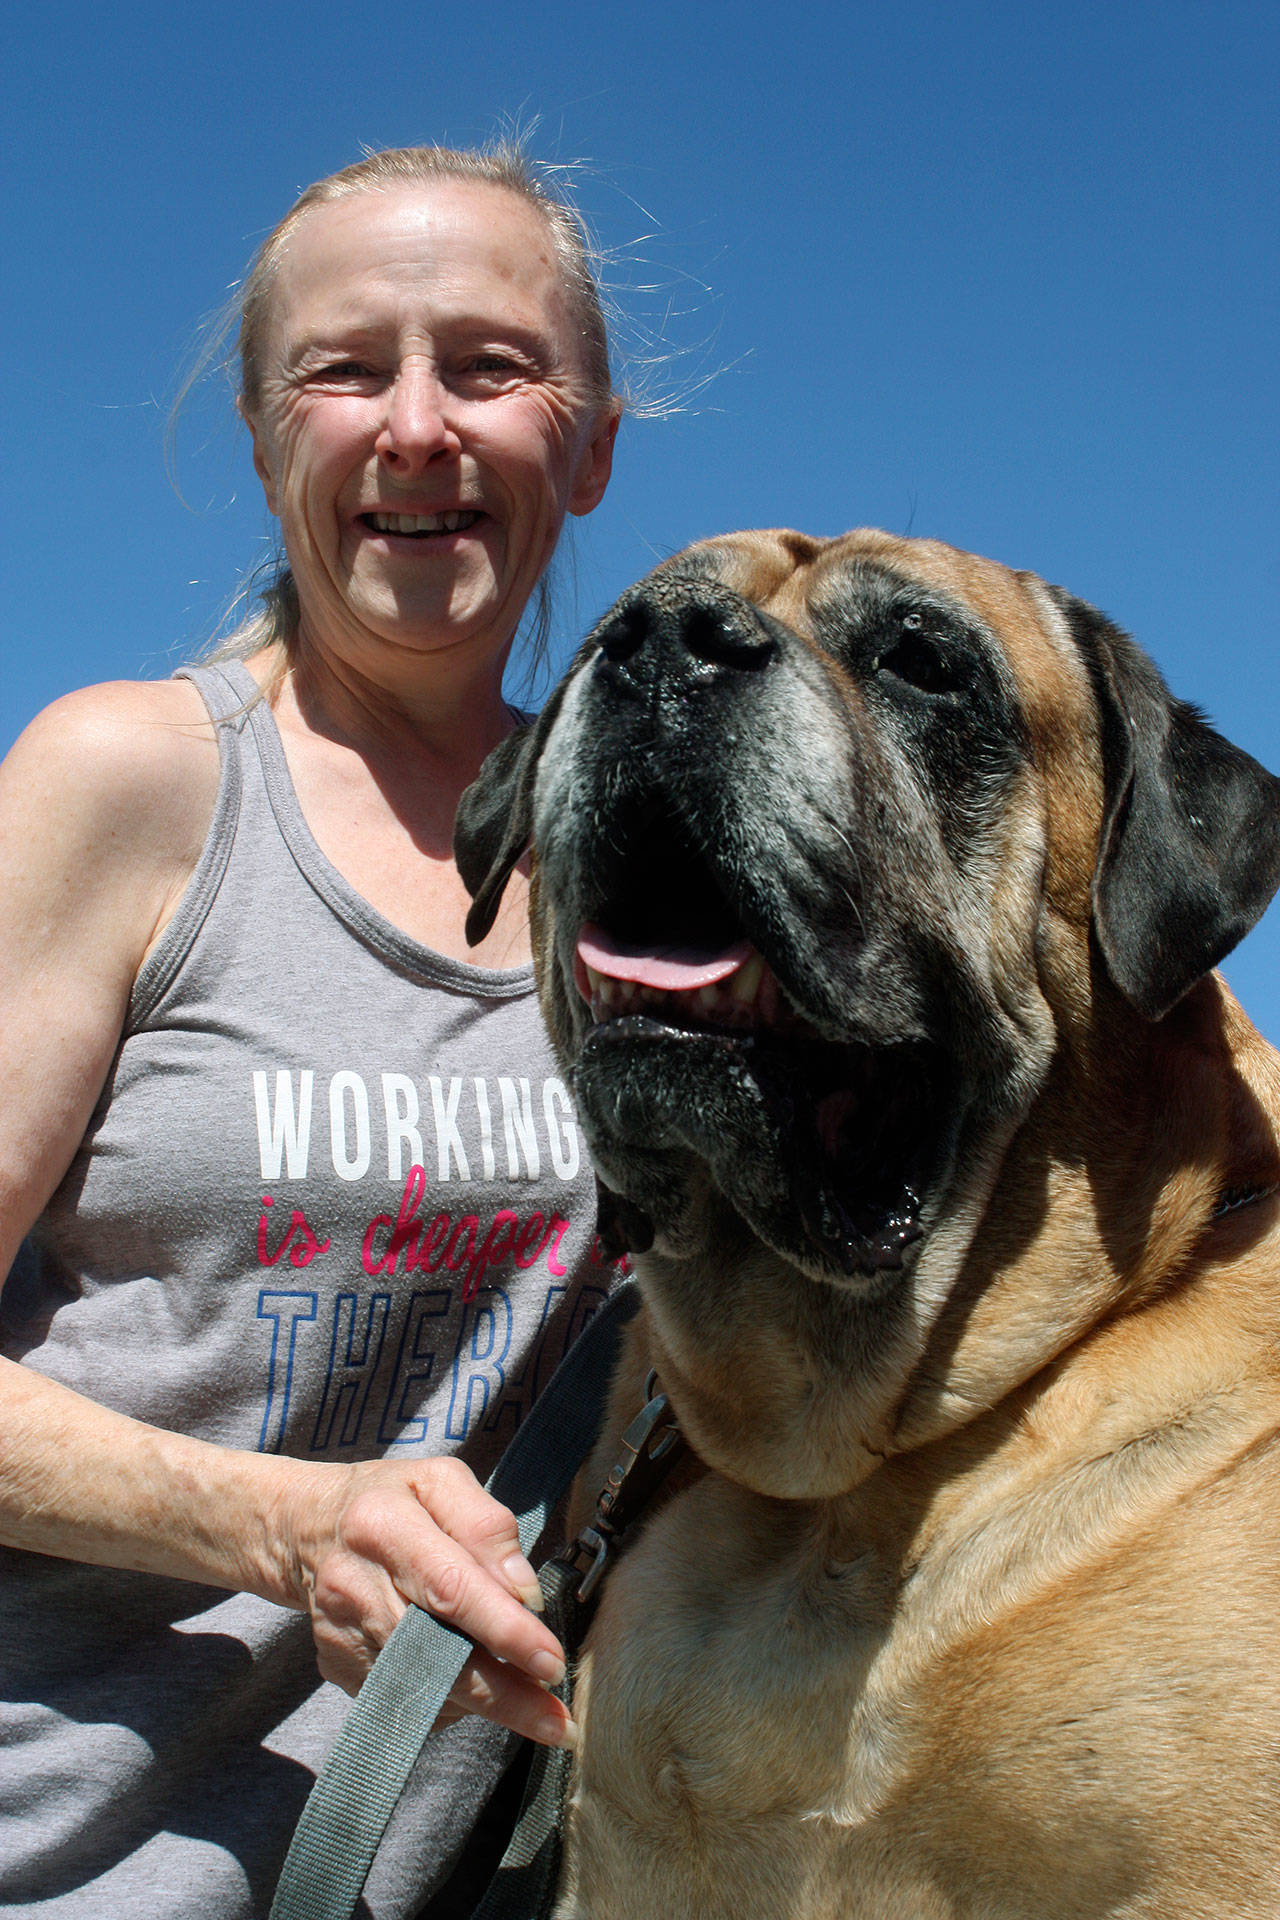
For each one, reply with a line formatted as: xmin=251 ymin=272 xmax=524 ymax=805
xmin=457 ymin=531 xmax=1280 ymax=1484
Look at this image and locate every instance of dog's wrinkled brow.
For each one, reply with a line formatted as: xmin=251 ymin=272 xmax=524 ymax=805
xmin=810 ymin=561 xmax=979 ymax=631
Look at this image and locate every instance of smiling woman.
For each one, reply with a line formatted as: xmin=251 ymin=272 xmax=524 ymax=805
xmin=244 ymin=181 xmax=615 ymax=700
xmin=0 ymin=144 xmax=624 ymax=1920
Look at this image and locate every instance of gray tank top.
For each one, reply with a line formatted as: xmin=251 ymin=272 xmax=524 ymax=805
xmin=0 ymin=661 xmax=616 ymax=1918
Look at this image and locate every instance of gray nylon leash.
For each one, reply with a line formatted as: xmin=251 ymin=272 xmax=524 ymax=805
xmin=443 ymin=1373 xmax=687 ymax=1920
xmin=269 ymin=1282 xmax=640 ymax=1920
xmin=464 ymin=1557 xmax=586 ymax=1920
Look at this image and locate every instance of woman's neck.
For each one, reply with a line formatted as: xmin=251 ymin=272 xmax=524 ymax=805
xmin=272 ymin=618 xmax=520 ymax=775
xmin=244 ymin=633 xmax=532 ymax=966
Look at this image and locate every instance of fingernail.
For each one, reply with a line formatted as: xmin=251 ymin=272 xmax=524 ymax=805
xmin=532 ymin=1706 xmax=577 ymax=1749
xmin=502 ymin=1554 xmax=544 ymax=1611
xmin=530 ymin=1650 xmax=566 ymax=1689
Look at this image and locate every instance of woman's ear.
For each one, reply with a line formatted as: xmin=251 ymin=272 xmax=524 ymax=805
xmin=568 ymin=400 xmax=622 ymax=519
xmin=239 ymin=397 xmax=280 ymax=518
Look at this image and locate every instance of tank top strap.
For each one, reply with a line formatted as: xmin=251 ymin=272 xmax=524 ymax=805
xmin=181 ymin=658 xmax=263 ymax=726
xmin=124 ymin=663 xmax=251 ymax=1030
xmin=178 ymin=660 xmax=281 ymax=831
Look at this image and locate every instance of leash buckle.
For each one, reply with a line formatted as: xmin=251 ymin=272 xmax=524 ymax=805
xmin=569 ymin=1369 xmax=685 ymax=1605
xmin=572 ymin=1525 xmax=613 ymax=1606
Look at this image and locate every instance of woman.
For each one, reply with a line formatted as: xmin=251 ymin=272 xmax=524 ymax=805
xmin=0 ymin=145 xmax=621 ymax=1917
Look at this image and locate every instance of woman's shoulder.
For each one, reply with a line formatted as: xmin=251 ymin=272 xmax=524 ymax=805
xmin=8 ymin=672 xmax=216 ymax=780
xmin=14 ymin=671 xmax=215 ymax=744
xmin=1 ymin=677 xmax=223 ymax=906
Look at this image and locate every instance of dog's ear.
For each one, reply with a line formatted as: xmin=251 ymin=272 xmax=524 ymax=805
xmin=454 ymin=665 xmax=580 ymax=946
xmin=1052 ymin=589 xmax=1280 ymax=1020
xmin=454 ymin=727 xmax=537 ymax=945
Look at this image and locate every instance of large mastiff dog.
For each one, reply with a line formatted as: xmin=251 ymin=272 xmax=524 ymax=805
xmin=457 ymin=530 xmax=1280 ymax=1917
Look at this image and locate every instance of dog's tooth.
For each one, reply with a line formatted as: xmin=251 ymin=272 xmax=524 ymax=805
xmin=598 ymin=978 xmax=617 ymax=1006
xmin=730 ymin=953 xmax=764 ymax=1005
xmin=697 ymin=984 xmax=719 ymax=1011
xmin=585 ymin=964 xmax=604 ymax=996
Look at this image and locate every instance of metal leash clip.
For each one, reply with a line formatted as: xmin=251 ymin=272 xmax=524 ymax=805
xmin=569 ymin=1370 xmax=685 ymax=1604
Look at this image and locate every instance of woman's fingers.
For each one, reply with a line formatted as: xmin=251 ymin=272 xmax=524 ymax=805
xmin=307 ymin=1553 xmax=407 ymax=1692
xmin=404 ymin=1454 xmax=547 ymax=1614
xmin=291 ymin=1456 xmax=569 ymax=1724
xmin=396 ymin=1528 xmax=565 ymax=1687
xmin=436 ymin=1648 xmax=578 ymax=1748
xmin=337 ymin=1461 xmax=566 ymax=1683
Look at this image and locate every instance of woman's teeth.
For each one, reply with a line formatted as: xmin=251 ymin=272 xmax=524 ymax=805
xmin=367 ymin=510 xmax=481 ymax=534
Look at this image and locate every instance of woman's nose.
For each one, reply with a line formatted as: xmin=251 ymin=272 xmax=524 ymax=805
xmin=375 ymin=362 xmax=462 ymax=471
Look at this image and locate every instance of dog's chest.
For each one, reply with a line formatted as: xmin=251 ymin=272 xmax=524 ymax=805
xmin=556 ymin=1422 xmax=1280 ymax=1920
xmin=559 ymin=1477 xmax=934 ymax=1918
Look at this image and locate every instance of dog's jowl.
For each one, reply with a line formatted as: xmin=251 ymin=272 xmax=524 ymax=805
xmin=456 ymin=529 xmax=1280 ymax=1919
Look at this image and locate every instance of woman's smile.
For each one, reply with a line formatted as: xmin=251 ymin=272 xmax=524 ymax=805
xmin=359 ymin=508 xmax=485 ymax=537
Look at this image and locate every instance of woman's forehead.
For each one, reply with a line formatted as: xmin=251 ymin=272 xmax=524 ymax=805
xmin=266 ymin=181 xmax=571 ymax=349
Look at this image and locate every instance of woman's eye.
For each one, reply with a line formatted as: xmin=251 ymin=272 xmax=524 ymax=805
xmin=461 ymin=352 xmax=525 ymax=382
xmin=305 ymin=360 xmax=378 ymax=385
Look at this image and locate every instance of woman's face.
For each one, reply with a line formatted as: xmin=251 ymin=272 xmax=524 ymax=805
xmin=246 ymin=181 xmax=618 ymax=677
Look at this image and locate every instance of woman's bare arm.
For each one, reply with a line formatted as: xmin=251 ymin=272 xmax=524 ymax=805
xmin=0 ymin=683 xmax=571 ymax=1741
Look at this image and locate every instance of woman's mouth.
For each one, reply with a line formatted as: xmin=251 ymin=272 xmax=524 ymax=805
xmin=361 ymin=509 xmax=484 ymax=537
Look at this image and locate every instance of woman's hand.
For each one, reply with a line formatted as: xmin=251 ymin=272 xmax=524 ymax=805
xmin=279 ymin=1454 xmax=575 ymax=1745
xmin=0 ymin=1354 xmax=578 ymax=1750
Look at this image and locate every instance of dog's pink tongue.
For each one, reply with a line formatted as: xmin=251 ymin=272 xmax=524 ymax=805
xmin=577 ymin=922 xmax=752 ymax=991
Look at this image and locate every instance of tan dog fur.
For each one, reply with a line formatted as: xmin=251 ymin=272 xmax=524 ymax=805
xmin=475 ymin=532 xmax=1280 ymax=1917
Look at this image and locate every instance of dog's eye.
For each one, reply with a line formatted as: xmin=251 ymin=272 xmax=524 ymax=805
xmin=876 ymin=629 xmax=966 ymax=696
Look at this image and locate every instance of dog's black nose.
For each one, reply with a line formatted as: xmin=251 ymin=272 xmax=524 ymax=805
xmin=594 ymin=584 xmax=778 ymax=675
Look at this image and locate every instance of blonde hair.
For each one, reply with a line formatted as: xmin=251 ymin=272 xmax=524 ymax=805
xmin=209 ymin=141 xmax=618 ymax=686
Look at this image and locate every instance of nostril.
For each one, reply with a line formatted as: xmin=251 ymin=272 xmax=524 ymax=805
xmin=592 ymin=588 xmax=778 ymax=677
xmin=596 ymin=602 xmax=650 ymax=663
xmin=679 ymin=605 xmax=775 ymax=669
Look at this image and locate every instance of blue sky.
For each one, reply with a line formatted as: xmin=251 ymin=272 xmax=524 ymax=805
xmin=5 ymin=0 xmax=1278 ymax=1033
